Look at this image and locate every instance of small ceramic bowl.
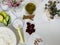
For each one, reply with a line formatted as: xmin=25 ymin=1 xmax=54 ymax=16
xmin=0 ymin=0 xmax=25 ymax=11
xmin=12 ymin=17 xmax=24 ymax=29
xmin=26 ymin=33 xmax=43 ymax=45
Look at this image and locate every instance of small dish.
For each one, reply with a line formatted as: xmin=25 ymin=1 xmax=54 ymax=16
xmin=26 ymin=33 xmax=43 ymax=45
xmin=0 ymin=0 xmax=25 ymax=11
xmin=0 ymin=4 xmax=9 ymax=10
xmin=12 ymin=18 xmax=24 ymax=28
xmin=0 ymin=0 xmax=10 ymax=11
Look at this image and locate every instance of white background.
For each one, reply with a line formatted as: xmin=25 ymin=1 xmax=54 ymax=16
xmin=0 ymin=0 xmax=60 ymax=45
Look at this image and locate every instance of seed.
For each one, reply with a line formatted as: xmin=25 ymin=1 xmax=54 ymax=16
xmin=57 ymin=1 xmax=60 ymax=3
xmin=27 ymin=22 xmax=30 ymax=25
xmin=48 ymin=1 xmax=52 ymax=3
xmin=54 ymin=1 xmax=56 ymax=3
xmin=45 ymin=7 xmax=47 ymax=9
xmin=45 ymin=4 xmax=48 ymax=6
xmin=50 ymin=16 xmax=54 ymax=19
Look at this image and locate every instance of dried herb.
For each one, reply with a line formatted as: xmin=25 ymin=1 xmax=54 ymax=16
xmin=7 ymin=0 xmax=22 ymax=7
xmin=45 ymin=1 xmax=60 ymax=19
xmin=34 ymin=38 xmax=43 ymax=45
xmin=26 ymin=22 xmax=35 ymax=35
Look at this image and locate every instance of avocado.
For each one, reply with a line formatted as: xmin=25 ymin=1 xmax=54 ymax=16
xmin=5 ymin=15 xmax=10 ymax=22
xmin=0 ymin=11 xmax=11 ymax=26
xmin=1 ymin=11 xmax=7 ymax=17
xmin=3 ymin=19 xmax=8 ymax=26
xmin=0 ymin=15 xmax=3 ymax=22
xmin=5 ymin=15 xmax=11 ymax=24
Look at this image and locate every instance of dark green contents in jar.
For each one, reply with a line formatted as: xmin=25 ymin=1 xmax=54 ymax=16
xmin=45 ymin=1 xmax=60 ymax=19
xmin=25 ymin=3 xmax=36 ymax=14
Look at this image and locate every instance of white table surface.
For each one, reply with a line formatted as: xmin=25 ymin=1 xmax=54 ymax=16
xmin=23 ymin=0 xmax=60 ymax=45
xmin=0 ymin=0 xmax=60 ymax=45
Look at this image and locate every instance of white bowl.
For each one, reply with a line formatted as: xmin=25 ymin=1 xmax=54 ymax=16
xmin=0 ymin=27 xmax=17 ymax=45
